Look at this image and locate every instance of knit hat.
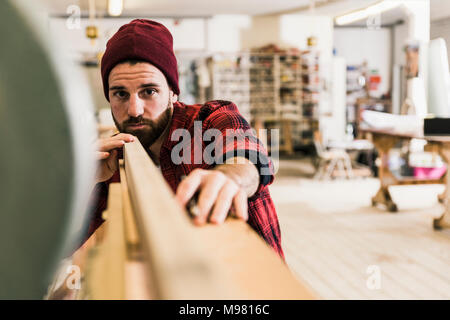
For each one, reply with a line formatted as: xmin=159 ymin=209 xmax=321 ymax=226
xmin=101 ymin=19 xmax=180 ymax=101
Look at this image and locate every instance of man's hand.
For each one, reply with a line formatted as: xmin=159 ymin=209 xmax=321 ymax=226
xmin=175 ymin=158 xmax=259 ymax=225
xmin=95 ymin=133 xmax=135 ymax=183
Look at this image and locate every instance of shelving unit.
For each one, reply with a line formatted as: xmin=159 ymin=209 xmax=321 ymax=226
xmin=297 ymin=50 xmax=321 ymax=147
xmin=345 ymin=63 xmax=368 ymax=135
xmin=344 ymin=62 xmax=391 ymax=138
xmin=212 ymin=53 xmax=251 ymax=122
xmin=248 ymin=53 xmax=279 ymax=120
xmin=211 ymin=50 xmax=322 ymax=153
xmin=249 ymin=52 xmax=297 ymax=153
xmin=279 ymin=54 xmax=302 ymax=119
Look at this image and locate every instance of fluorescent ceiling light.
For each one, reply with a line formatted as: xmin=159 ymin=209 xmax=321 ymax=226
xmin=108 ymin=0 xmax=123 ymax=17
xmin=335 ymin=0 xmax=401 ymax=26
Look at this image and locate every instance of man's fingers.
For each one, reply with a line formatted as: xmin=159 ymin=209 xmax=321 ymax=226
xmin=98 ymin=139 xmax=126 ymax=152
xmin=97 ymin=134 xmax=135 ymax=152
xmin=111 ymin=133 xmax=135 ymax=142
xmin=94 ymin=135 xmax=129 ymax=183
xmin=195 ymin=172 xmax=227 ymax=224
xmin=96 ymin=151 xmax=110 ymax=160
xmin=106 ymin=149 xmax=118 ymax=173
xmin=232 ymin=189 xmax=248 ymax=221
xmin=176 ymin=170 xmax=248 ymax=226
xmin=175 ymin=169 xmax=204 ymax=206
xmin=209 ymin=182 xmax=238 ymax=224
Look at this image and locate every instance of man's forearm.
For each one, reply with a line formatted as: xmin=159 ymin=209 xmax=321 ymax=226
xmin=214 ymin=157 xmax=259 ymax=197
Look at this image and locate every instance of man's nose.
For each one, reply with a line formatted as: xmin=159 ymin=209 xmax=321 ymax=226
xmin=128 ymin=94 xmax=144 ymax=118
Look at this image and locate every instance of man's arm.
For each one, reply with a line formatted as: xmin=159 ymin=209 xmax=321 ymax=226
xmin=214 ymin=156 xmax=259 ymax=198
xmin=175 ymin=157 xmax=259 ymax=225
xmin=175 ymin=100 xmax=273 ymax=226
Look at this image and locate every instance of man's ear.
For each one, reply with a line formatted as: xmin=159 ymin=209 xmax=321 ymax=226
xmin=170 ymin=91 xmax=178 ymax=102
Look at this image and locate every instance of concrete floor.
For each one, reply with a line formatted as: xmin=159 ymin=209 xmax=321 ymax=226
xmin=270 ymin=159 xmax=450 ymax=299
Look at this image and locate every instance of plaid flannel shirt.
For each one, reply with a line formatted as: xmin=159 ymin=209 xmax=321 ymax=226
xmin=86 ymin=100 xmax=284 ymax=259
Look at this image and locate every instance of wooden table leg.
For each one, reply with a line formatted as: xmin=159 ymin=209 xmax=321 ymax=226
xmin=438 ymin=190 xmax=446 ymax=204
xmin=438 ymin=158 xmax=447 ymax=204
xmin=372 ymin=187 xmax=398 ymax=212
xmin=435 ymin=143 xmax=450 ymax=229
xmin=425 ymin=142 xmax=447 ymax=204
xmin=371 ymin=134 xmax=400 ymax=212
xmin=281 ymin=119 xmax=294 ymax=155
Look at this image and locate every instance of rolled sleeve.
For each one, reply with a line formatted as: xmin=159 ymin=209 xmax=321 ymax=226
xmin=200 ymin=101 xmax=275 ymax=193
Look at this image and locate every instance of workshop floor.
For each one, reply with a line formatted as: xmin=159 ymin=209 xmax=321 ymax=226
xmin=271 ymin=159 xmax=450 ymax=299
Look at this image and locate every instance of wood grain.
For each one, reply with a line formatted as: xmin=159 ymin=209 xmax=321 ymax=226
xmin=123 ymin=140 xmax=315 ymax=299
xmin=86 ymin=183 xmax=126 ymax=299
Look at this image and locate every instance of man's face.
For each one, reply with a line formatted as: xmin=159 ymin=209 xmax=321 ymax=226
xmin=108 ymin=62 xmax=177 ymax=148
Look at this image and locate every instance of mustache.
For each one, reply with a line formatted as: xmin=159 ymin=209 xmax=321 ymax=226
xmin=122 ymin=116 xmax=153 ymax=127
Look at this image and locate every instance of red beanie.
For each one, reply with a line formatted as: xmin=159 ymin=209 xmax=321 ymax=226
xmin=101 ymin=19 xmax=180 ymax=101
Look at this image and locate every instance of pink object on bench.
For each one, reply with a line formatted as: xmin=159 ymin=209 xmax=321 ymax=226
xmin=413 ymin=166 xmax=447 ymax=180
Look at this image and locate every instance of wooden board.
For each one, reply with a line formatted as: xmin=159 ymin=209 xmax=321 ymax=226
xmin=123 ymin=140 xmax=315 ymax=299
xmin=361 ymin=127 xmax=450 ymax=143
xmin=85 ymin=183 xmax=126 ymax=300
xmin=198 ymin=220 xmax=314 ymax=299
xmin=119 ymin=161 xmax=141 ymax=258
xmin=124 ymin=141 xmax=232 ymax=299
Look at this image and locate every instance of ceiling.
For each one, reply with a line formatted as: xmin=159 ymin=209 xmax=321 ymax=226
xmin=335 ymin=5 xmax=409 ymax=27
xmin=430 ymin=0 xmax=450 ymax=22
xmin=38 ymin=0 xmax=450 ymax=21
xmin=39 ymin=0 xmax=322 ymax=16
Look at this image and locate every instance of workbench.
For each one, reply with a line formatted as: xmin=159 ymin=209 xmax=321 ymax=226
xmin=362 ymin=128 xmax=450 ymax=229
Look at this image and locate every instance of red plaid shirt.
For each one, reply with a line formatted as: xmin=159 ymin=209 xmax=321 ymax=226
xmin=86 ymin=100 xmax=283 ymax=258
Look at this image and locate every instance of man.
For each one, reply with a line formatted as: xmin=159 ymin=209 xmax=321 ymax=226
xmin=89 ymin=19 xmax=283 ymax=258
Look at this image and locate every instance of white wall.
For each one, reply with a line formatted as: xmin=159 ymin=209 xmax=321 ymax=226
xmin=403 ymin=0 xmax=430 ymax=42
xmin=334 ymin=27 xmax=392 ymax=98
xmin=431 ymin=17 xmax=450 ymax=63
xmin=240 ymin=14 xmax=333 ymax=57
xmin=49 ymin=17 xmax=207 ymax=57
xmin=322 ymin=57 xmax=347 ymax=142
xmin=49 ymin=14 xmax=259 ymax=56
xmin=206 ymin=15 xmax=251 ymax=52
xmin=393 ymin=23 xmax=408 ymax=66
xmin=280 ymin=15 xmax=333 ymax=62
xmin=240 ymin=15 xmax=281 ymax=50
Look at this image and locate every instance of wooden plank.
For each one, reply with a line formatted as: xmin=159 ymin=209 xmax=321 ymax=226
xmin=123 ymin=140 xmax=315 ymax=299
xmin=197 ymin=220 xmax=315 ymax=299
xmin=434 ymin=143 xmax=450 ymax=229
xmin=118 ymin=160 xmax=141 ymax=257
xmin=86 ymin=183 xmax=126 ymax=299
xmin=125 ymin=260 xmax=155 ymax=300
xmin=119 ymin=160 xmax=155 ymax=299
xmin=124 ymin=141 xmax=232 ymax=299
xmin=362 ymin=127 xmax=450 ymax=143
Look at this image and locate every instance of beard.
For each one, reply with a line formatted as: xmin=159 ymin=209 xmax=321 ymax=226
xmin=113 ymin=99 xmax=172 ymax=149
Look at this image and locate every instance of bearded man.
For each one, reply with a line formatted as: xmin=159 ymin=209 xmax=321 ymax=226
xmin=89 ymin=19 xmax=283 ymax=258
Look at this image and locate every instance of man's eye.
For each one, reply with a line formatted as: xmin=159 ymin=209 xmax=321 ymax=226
xmin=115 ymin=91 xmax=128 ymax=99
xmin=143 ymin=88 xmax=156 ymax=96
